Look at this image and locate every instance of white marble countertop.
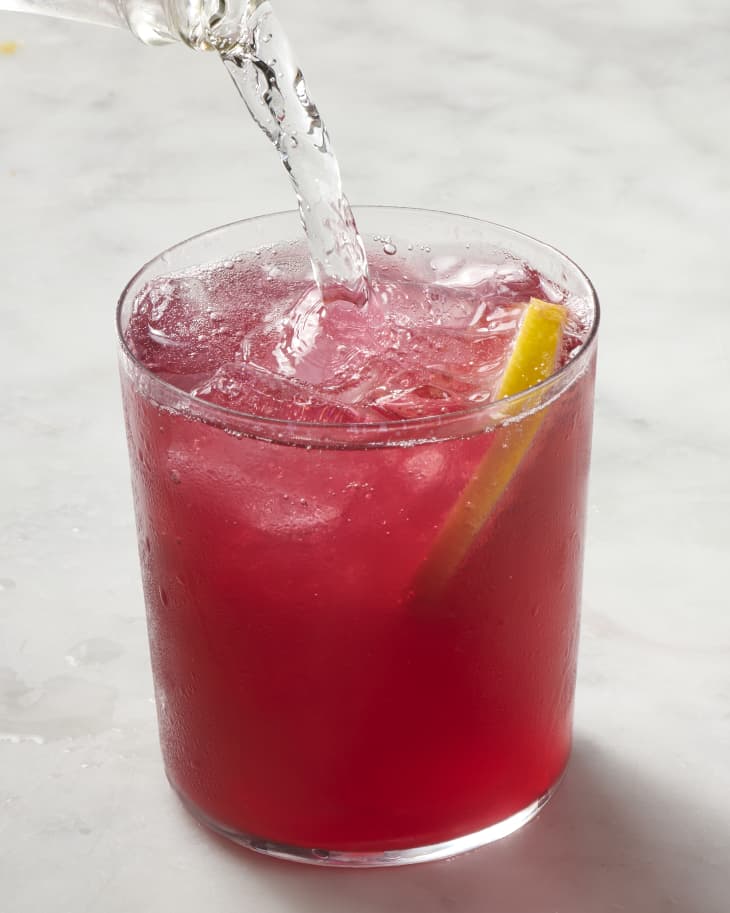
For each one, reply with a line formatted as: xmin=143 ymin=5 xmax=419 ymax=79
xmin=1 ymin=1 xmax=728 ymax=910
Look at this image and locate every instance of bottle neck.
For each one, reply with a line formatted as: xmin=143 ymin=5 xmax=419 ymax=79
xmin=3 ymin=0 xmax=258 ymax=49
xmin=122 ymin=0 xmax=258 ymax=49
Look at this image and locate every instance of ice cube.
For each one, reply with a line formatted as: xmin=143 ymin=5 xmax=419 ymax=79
xmin=127 ymin=275 xmax=243 ymax=378
xmin=369 ymin=366 xmax=478 ymax=419
xmin=191 ymin=361 xmax=372 ymax=423
xmin=402 ymin=447 xmax=447 ymax=491
xmin=241 ymin=283 xmax=403 ymax=405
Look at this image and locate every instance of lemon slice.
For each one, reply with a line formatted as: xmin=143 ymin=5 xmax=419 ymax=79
xmin=412 ymin=297 xmax=568 ymax=600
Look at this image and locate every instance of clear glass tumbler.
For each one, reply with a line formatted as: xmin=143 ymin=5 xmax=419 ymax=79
xmin=118 ymin=207 xmax=599 ymax=866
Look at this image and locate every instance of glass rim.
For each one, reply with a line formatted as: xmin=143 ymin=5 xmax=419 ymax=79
xmin=117 ymin=205 xmax=600 ymax=442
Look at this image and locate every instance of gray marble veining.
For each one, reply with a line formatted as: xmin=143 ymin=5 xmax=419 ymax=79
xmin=1 ymin=1 xmax=728 ymax=910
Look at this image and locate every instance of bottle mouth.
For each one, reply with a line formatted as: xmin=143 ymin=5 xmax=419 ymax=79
xmin=179 ymin=0 xmax=260 ymax=51
xmin=117 ymin=206 xmax=600 ymax=449
xmin=121 ymin=0 xmax=255 ymax=49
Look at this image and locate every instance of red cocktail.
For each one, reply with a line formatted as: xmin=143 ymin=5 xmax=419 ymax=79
xmin=119 ymin=208 xmax=598 ymax=865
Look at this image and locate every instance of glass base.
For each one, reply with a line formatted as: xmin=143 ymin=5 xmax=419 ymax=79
xmin=172 ymin=777 xmax=561 ymax=867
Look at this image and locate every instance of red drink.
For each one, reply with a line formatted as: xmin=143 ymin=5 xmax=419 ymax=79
xmin=119 ymin=209 xmax=598 ymax=865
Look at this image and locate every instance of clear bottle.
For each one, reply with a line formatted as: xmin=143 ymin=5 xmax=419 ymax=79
xmin=2 ymin=0 xmax=256 ymax=49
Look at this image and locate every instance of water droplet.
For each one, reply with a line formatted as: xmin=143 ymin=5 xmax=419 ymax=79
xmin=383 ymin=241 xmax=397 ymax=256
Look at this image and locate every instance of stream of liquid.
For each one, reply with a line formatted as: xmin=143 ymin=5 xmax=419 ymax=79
xmin=219 ymin=1 xmax=369 ymax=306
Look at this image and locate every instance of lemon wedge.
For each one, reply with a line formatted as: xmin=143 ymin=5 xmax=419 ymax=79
xmin=412 ymin=297 xmax=568 ymax=600
xmin=497 ymin=298 xmax=568 ymax=398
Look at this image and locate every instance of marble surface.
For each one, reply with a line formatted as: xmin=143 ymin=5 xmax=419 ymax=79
xmin=1 ymin=1 xmax=728 ymax=910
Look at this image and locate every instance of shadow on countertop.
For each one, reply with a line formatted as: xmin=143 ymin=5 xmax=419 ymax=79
xmin=181 ymin=738 xmax=727 ymax=913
